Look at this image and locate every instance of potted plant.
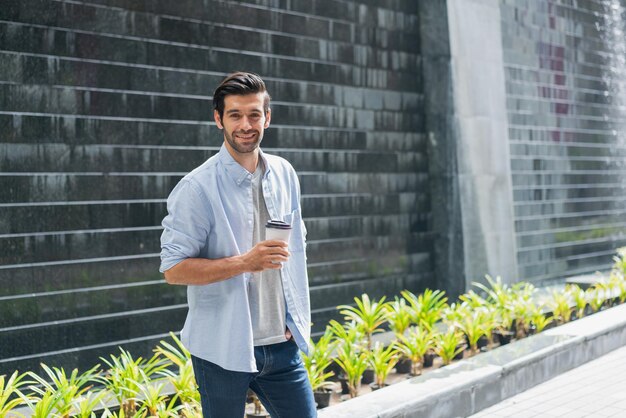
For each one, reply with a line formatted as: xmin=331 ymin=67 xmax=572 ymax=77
xmin=1 ymin=371 xmax=29 ymax=417
xmin=455 ymin=308 xmax=488 ymax=356
xmin=395 ymin=325 xmax=434 ymax=376
xmin=302 ymin=326 xmax=337 ymax=376
xmin=367 ymin=342 xmax=399 ymax=391
xmin=614 ymin=247 xmax=626 ymax=274
xmin=18 ymin=389 xmax=64 ymax=418
xmin=100 ymin=348 xmax=167 ymax=416
xmin=567 ymin=284 xmax=588 ymax=320
xmin=25 ymin=363 xmax=101 ymax=418
xmin=154 ymin=333 xmax=199 ymax=407
xmin=305 ymin=364 xmax=334 ymax=409
xmin=435 ymin=328 xmax=465 ymax=366
xmin=547 ymin=289 xmax=572 ymax=325
xmin=587 ymin=285 xmax=606 ymax=313
xmin=333 ymin=339 xmax=368 ymax=398
xmin=401 ymin=288 xmax=448 ymax=330
xmin=510 ymin=297 xmax=535 ymax=339
xmin=384 ymin=297 xmax=414 ymax=373
xmin=385 ymin=297 xmax=413 ymax=337
xmin=72 ymin=390 xmax=109 ymax=418
xmin=328 ymin=319 xmax=364 ymax=393
xmin=530 ymin=305 xmax=554 ymax=334
xmin=337 ymin=294 xmax=387 ymax=384
xmin=337 ymin=293 xmax=388 ymax=351
xmin=301 ymin=327 xmax=337 ymax=409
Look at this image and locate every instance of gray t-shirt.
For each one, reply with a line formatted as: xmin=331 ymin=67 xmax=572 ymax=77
xmin=248 ymin=162 xmax=288 ymax=346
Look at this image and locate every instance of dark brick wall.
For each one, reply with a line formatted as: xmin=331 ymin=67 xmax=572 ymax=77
xmin=0 ymin=0 xmax=432 ymax=374
xmin=500 ymin=0 xmax=626 ymax=284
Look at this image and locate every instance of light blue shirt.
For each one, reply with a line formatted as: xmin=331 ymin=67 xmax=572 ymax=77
xmin=159 ymin=144 xmax=311 ymax=372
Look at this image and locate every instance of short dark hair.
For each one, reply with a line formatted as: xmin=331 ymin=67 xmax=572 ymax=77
xmin=213 ymin=72 xmax=271 ymax=119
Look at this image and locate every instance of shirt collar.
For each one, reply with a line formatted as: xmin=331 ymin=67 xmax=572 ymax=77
xmin=217 ymin=144 xmax=272 ymax=186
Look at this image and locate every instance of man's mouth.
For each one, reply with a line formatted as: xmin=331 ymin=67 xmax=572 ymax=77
xmin=236 ymin=133 xmax=256 ymax=140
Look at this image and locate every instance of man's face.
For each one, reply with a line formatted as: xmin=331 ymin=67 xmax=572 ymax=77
xmin=215 ymin=92 xmax=271 ymax=155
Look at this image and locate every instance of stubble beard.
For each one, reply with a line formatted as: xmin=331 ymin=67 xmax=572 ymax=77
xmin=224 ymin=129 xmax=262 ymax=154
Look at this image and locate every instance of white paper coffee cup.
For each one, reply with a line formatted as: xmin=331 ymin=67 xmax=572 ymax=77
xmin=265 ymin=220 xmax=292 ymax=243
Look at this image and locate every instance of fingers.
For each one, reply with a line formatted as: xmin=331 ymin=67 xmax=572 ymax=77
xmin=245 ymin=241 xmax=290 ymax=272
xmin=263 ymin=239 xmax=289 ymax=248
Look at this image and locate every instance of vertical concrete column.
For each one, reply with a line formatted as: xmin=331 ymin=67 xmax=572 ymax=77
xmin=447 ymin=0 xmax=518 ymax=286
xmin=420 ymin=0 xmax=467 ymax=298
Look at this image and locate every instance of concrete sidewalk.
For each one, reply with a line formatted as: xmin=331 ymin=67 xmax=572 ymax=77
xmin=469 ymin=343 xmax=626 ymax=417
xmin=318 ymin=303 xmax=626 ymax=418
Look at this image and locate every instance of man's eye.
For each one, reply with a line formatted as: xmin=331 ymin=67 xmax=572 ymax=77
xmin=230 ymin=114 xmax=241 ymax=119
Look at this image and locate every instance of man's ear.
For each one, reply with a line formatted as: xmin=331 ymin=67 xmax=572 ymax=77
xmin=214 ymin=110 xmax=224 ymax=129
xmin=264 ymin=108 xmax=271 ymax=129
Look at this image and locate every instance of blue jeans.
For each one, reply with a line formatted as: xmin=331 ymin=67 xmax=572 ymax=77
xmin=191 ymin=340 xmax=317 ymax=418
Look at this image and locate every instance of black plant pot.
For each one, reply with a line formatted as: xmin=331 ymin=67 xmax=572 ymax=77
xmin=496 ymin=330 xmax=513 ymax=346
xmin=327 ymin=362 xmax=343 ymax=381
xmin=477 ymin=335 xmax=489 ymax=349
xmin=361 ymin=368 xmax=375 ymax=385
xmin=423 ymin=352 xmax=435 ymax=368
xmin=247 ymin=413 xmax=269 ymax=418
xmin=314 ymin=390 xmax=332 ymax=409
xmin=369 ymin=382 xmax=389 ymax=391
xmin=338 ymin=375 xmax=350 ymax=395
xmin=395 ymin=357 xmax=412 ymax=374
xmin=453 ymin=345 xmax=465 ymax=360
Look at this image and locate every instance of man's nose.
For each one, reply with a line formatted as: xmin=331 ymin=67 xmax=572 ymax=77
xmin=241 ymin=116 xmax=253 ymax=131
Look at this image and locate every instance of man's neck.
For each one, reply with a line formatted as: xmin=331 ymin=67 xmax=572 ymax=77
xmin=224 ymin=142 xmax=259 ymax=173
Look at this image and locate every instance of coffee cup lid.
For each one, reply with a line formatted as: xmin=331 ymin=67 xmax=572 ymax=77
xmin=266 ymin=220 xmax=292 ymax=229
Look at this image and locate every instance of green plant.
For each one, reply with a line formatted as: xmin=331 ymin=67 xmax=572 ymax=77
xmin=18 ymin=389 xmax=63 ymax=418
xmin=305 ymin=364 xmax=335 ymax=393
xmin=133 ymin=376 xmax=176 ymax=417
xmin=401 ymin=289 xmax=448 ymax=329
xmin=327 ymin=319 xmax=363 ymax=347
xmin=567 ymin=284 xmax=588 ymax=319
xmin=612 ymin=247 xmax=626 ymax=278
xmin=459 ymin=290 xmax=487 ymax=309
xmin=395 ymin=326 xmax=435 ymax=376
xmin=101 ymin=407 xmax=147 ymax=418
xmin=474 ymin=276 xmax=513 ymax=310
xmin=302 ymin=326 xmax=337 ymax=374
xmin=435 ymin=328 xmax=465 ymax=366
xmin=177 ymin=399 xmax=202 ymax=418
xmin=73 ymin=390 xmax=109 ymax=418
xmin=548 ymin=289 xmax=572 ymax=325
xmin=587 ymin=286 xmax=606 ymax=313
xmin=384 ymin=297 xmax=413 ymax=337
xmin=338 ymin=294 xmax=388 ymax=350
xmin=26 ymin=363 xmax=100 ymax=418
xmin=333 ymin=340 xmax=368 ymax=398
xmin=101 ymin=348 xmax=167 ymax=416
xmin=155 ymin=333 xmax=198 ymax=405
xmin=615 ymin=274 xmax=626 ymax=304
xmin=530 ymin=307 xmax=554 ymax=334
xmin=0 ymin=371 xmax=29 ymax=417
xmin=367 ymin=342 xmax=399 ymax=387
xmin=471 ymin=306 xmax=498 ymax=348
xmin=455 ymin=308 xmax=489 ymax=355
xmin=510 ymin=297 xmax=535 ymax=339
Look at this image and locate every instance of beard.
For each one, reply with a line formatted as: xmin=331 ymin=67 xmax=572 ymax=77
xmin=223 ymin=129 xmax=262 ymax=154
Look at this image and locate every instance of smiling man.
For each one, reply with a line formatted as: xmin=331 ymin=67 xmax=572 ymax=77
xmin=160 ymin=72 xmax=316 ymax=417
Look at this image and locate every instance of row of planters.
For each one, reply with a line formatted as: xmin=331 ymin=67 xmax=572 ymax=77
xmin=1 ymin=248 xmax=625 ymax=416
xmin=1 ymin=336 xmax=201 ymax=418
xmin=303 ymin=247 xmax=626 ymax=408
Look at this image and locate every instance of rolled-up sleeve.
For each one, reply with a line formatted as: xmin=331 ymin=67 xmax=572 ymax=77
xmin=160 ymin=179 xmax=211 ymax=273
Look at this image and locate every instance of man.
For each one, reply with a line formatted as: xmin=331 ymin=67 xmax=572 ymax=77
xmin=160 ymin=72 xmax=316 ymax=417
